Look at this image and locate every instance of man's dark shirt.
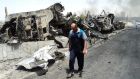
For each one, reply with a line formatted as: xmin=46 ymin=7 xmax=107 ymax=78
xmin=69 ymin=28 xmax=87 ymax=51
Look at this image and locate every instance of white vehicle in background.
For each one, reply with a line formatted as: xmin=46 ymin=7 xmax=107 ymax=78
xmin=135 ymin=21 xmax=140 ymax=28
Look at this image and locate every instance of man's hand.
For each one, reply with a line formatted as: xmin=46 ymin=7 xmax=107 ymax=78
xmin=83 ymin=49 xmax=88 ymax=55
xmin=83 ymin=40 xmax=88 ymax=56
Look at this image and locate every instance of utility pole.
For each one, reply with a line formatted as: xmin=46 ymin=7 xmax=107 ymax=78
xmin=5 ymin=7 xmax=8 ymax=17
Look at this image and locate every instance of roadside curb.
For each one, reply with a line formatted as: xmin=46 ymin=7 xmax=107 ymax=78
xmin=91 ymin=27 xmax=132 ymax=49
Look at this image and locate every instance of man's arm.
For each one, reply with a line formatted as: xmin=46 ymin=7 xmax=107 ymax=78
xmin=82 ymin=31 xmax=88 ymax=55
xmin=68 ymin=30 xmax=72 ymax=51
xmin=83 ymin=40 xmax=88 ymax=55
xmin=68 ymin=40 xmax=71 ymax=50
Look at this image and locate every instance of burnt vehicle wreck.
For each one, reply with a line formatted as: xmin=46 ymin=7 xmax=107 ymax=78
xmin=78 ymin=10 xmax=115 ymax=34
xmin=75 ymin=11 xmax=125 ymax=40
xmin=0 ymin=3 xmax=125 ymax=43
xmin=0 ymin=3 xmax=66 ymax=43
xmin=89 ymin=10 xmax=125 ymax=33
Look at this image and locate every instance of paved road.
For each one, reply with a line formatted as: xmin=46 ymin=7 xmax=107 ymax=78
xmin=3 ymin=27 xmax=140 ymax=79
xmin=83 ymin=28 xmax=140 ymax=79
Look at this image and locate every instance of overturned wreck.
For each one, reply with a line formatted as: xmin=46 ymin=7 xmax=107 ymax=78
xmin=95 ymin=11 xmax=115 ymax=32
xmin=0 ymin=3 xmax=67 ymax=43
xmin=85 ymin=10 xmax=125 ymax=33
xmin=74 ymin=10 xmax=125 ymax=40
xmin=0 ymin=3 xmax=126 ymax=43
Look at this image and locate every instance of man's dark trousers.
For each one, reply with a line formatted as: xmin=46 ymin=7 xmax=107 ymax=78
xmin=69 ymin=49 xmax=84 ymax=72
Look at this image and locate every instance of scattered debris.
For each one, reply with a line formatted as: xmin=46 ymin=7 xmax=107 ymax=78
xmin=15 ymin=44 xmax=67 ymax=70
xmin=54 ymin=36 xmax=69 ymax=48
xmin=55 ymin=48 xmax=69 ymax=60
xmin=16 ymin=45 xmax=56 ymax=70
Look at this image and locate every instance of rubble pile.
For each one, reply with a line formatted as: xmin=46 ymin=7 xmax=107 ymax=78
xmin=15 ymin=45 xmax=68 ymax=70
xmin=16 ymin=45 xmax=57 ymax=70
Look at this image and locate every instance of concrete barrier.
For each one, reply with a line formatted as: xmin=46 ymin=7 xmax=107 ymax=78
xmin=0 ymin=40 xmax=56 ymax=61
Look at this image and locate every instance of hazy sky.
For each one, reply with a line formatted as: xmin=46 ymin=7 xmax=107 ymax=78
xmin=0 ymin=0 xmax=140 ymax=21
xmin=0 ymin=0 xmax=90 ymax=21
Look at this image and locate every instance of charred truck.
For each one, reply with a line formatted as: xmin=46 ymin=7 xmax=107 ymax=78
xmin=93 ymin=10 xmax=115 ymax=33
xmin=94 ymin=10 xmax=125 ymax=33
xmin=81 ymin=10 xmax=125 ymax=34
xmin=0 ymin=3 xmax=67 ymax=43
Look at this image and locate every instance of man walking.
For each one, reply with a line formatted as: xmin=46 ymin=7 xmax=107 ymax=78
xmin=67 ymin=22 xmax=88 ymax=78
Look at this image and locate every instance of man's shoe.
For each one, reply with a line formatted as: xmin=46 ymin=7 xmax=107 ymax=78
xmin=67 ymin=72 xmax=74 ymax=78
xmin=78 ymin=70 xmax=83 ymax=77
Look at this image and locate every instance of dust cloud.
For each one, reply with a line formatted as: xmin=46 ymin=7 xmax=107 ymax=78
xmin=87 ymin=0 xmax=140 ymax=17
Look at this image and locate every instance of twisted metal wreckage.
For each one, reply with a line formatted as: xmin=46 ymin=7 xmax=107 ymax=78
xmin=0 ymin=3 xmax=125 ymax=70
xmin=0 ymin=3 xmax=125 ymax=43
